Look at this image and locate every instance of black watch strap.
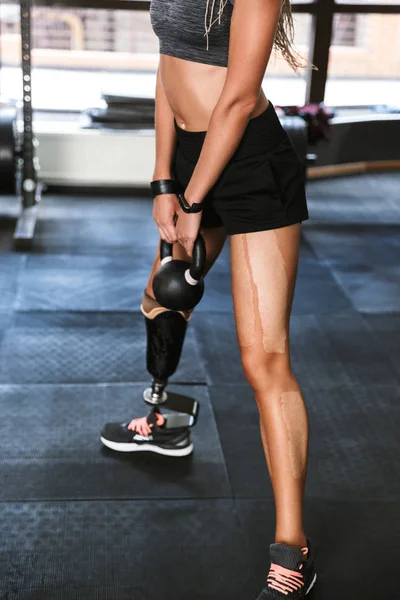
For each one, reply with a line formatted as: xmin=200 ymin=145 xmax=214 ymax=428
xmin=177 ymin=192 xmax=204 ymax=214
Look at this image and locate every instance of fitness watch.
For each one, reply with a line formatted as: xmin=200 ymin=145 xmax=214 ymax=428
xmin=177 ymin=191 xmax=204 ymax=214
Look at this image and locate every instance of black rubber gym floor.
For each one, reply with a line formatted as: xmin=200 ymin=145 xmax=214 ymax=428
xmin=0 ymin=171 xmax=399 ymax=599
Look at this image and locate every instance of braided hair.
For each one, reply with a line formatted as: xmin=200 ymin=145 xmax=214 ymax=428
xmin=204 ymin=0 xmax=310 ymax=72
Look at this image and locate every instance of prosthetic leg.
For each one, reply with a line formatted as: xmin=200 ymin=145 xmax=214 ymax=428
xmin=100 ymin=291 xmax=199 ymax=456
xmin=141 ymin=290 xmax=199 ymax=428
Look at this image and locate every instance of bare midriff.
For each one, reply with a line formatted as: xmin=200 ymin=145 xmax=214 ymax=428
xmin=159 ymin=54 xmax=269 ymax=132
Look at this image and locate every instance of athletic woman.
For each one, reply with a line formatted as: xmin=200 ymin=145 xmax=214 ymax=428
xmin=101 ymin=0 xmax=317 ymax=597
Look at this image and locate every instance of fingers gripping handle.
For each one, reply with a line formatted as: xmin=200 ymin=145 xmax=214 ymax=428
xmin=159 ymin=235 xmax=206 ymax=282
xmin=155 ymin=234 xmax=206 ymax=310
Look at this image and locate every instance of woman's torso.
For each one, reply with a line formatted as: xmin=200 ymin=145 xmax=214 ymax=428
xmin=150 ymin=0 xmax=269 ymax=132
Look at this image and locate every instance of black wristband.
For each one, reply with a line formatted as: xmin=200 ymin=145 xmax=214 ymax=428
xmin=150 ymin=178 xmax=182 ymax=199
xmin=177 ymin=192 xmax=204 ymax=214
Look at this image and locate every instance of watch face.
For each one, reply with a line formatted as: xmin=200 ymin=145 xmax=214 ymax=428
xmin=178 ymin=193 xmax=190 ymax=212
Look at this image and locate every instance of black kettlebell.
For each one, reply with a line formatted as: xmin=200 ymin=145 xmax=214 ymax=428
xmin=152 ymin=234 xmax=206 ymax=311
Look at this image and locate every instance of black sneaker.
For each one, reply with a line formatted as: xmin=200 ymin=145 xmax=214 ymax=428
xmin=256 ymin=538 xmax=317 ymax=599
xmin=100 ymin=408 xmax=193 ymax=457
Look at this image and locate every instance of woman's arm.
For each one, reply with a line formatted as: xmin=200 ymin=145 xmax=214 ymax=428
xmin=183 ymin=0 xmax=283 ymax=206
xmin=153 ymin=65 xmax=177 ymax=180
xmin=152 ymin=65 xmax=180 ymax=243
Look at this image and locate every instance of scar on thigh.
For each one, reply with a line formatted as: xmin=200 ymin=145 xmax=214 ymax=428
xmin=280 ymin=391 xmax=308 ymax=479
xmin=239 ymin=230 xmax=290 ymax=354
xmin=234 ymin=234 xmax=257 ymax=348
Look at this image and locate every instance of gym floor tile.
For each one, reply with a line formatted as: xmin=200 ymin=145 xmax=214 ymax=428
xmin=209 ymin=383 xmax=400 ymax=500
xmin=31 ymin=217 xmax=160 ymax=257
xmin=0 ymin=311 xmax=12 ymax=351
xmin=0 ymin=383 xmax=230 ymax=501
xmin=236 ymin=498 xmax=400 ymax=600
xmin=329 ymin=263 xmax=400 ymax=313
xmin=303 ymin=224 xmax=400 ymax=267
xmin=290 ymin=311 xmax=400 ymax=387
xmin=305 ymin=198 xmax=400 ymax=225
xmin=195 ymin=271 xmax=234 ymax=313
xmin=306 ymin=172 xmax=400 ymax=202
xmin=0 ymin=312 xmax=206 ymax=384
xmin=361 ymin=313 xmax=400 ymax=377
xmin=0 ymin=254 xmax=24 ymax=310
xmin=37 ymin=194 xmax=154 ymax=221
xmin=0 ymin=499 xmax=254 ymax=600
xmin=15 ymin=255 xmax=154 ymax=311
xmin=192 ymin=312 xmax=246 ymax=386
xmin=292 ymin=256 xmax=353 ymax=316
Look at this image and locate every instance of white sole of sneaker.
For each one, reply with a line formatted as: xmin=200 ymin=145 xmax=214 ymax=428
xmin=100 ymin=437 xmax=194 ymax=457
xmin=306 ymin=573 xmax=317 ymax=595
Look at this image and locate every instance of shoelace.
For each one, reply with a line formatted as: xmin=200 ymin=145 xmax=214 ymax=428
xmin=267 ymin=547 xmax=308 ymax=596
xmin=127 ymin=412 xmax=165 ymax=437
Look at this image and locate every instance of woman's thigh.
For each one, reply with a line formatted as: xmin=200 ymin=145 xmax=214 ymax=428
xmin=230 ymin=224 xmax=300 ymax=362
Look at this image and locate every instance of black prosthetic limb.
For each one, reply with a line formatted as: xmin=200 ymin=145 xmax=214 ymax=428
xmin=142 ymin=311 xmax=199 ymax=428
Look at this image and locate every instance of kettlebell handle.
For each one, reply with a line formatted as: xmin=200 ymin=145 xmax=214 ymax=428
xmin=160 ymin=234 xmax=206 ymax=282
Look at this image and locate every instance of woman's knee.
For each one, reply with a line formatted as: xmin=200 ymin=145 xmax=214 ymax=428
xmin=240 ymin=347 xmax=291 ymax=390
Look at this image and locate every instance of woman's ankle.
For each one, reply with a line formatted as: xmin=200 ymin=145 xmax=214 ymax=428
xmin=275 ymin=532 xmax=307 ymax=549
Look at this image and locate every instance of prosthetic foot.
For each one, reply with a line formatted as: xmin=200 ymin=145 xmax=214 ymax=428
xmin=100 ymin=291 xmax=199 ymax=457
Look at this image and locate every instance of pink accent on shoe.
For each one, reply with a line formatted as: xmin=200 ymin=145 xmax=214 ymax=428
xmin=267 ymin=563 xmax=304 ymax=595
xmin=127 ymin=413 xmax=165 ymax=436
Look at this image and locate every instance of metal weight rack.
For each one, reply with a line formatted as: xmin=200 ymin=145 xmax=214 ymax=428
xmin=13 ymin=0 xmax=42 ymax=248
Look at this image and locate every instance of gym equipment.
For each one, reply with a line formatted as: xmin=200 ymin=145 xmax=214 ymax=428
xmin=142 ymin=310 xmax=199 ymax=428
xmin=276 ymin=103 xmax=334 ymax=179
xmin=83 ymin=94 xmax=155 ymax=129
xmin=153 ymin=234 xmax=206 ymax=311
xmin=0 ymin=108 xmax=17 ymax=194
xmin=0 ymin=0 xmax=42 ymax=249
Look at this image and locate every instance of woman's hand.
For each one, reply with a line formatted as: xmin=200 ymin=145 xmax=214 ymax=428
xmin=152 ymin=194 xmax=180 ymax=243
xmin=175 ymin=209 xmax=203 ymax=257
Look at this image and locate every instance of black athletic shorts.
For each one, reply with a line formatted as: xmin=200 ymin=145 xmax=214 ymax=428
xmin=171 ymin=100 xmax=309 ymax=235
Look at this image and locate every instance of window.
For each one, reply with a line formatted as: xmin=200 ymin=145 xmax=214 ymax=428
xmin=0 ymin=6 xmax=159 ymax=111
xmin=332 ymin=14 xmax=359 ymax=47
xmin=265 ymin=14 xmax=314 ymax=106
xmin=325 ymin=13 xmax=400 ymax=105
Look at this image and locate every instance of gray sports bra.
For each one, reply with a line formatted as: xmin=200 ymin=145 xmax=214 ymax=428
xmin=150 ymin=0 xmax=234 ymax=68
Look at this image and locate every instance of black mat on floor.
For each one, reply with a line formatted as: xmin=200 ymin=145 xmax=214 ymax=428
xmin=0 ymin=383 xmax=230 ymax=501
xmin=15 ymin=255 xmax=154 ymax=312
xmin=361 ymin=313 xmax=400 ymax=379
xmin=290 ymin=311 xmax=400 ymax=387
xmin=0 ymin=255 xmax=24 ymax=311
xmin=0 ymin=499 xmax=254 ymax=600
xmin=303 ymin=224 xmax=400 ymax=266
xmin=329 ymin=263 xmax=400 ymax=313
xmin=237 ymin=498 xmax=400 ymax=600
xmin=209 ymin=383 xmax=400 ymax=499
xmin=0 ymin=312 xmax=206 ymax=384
